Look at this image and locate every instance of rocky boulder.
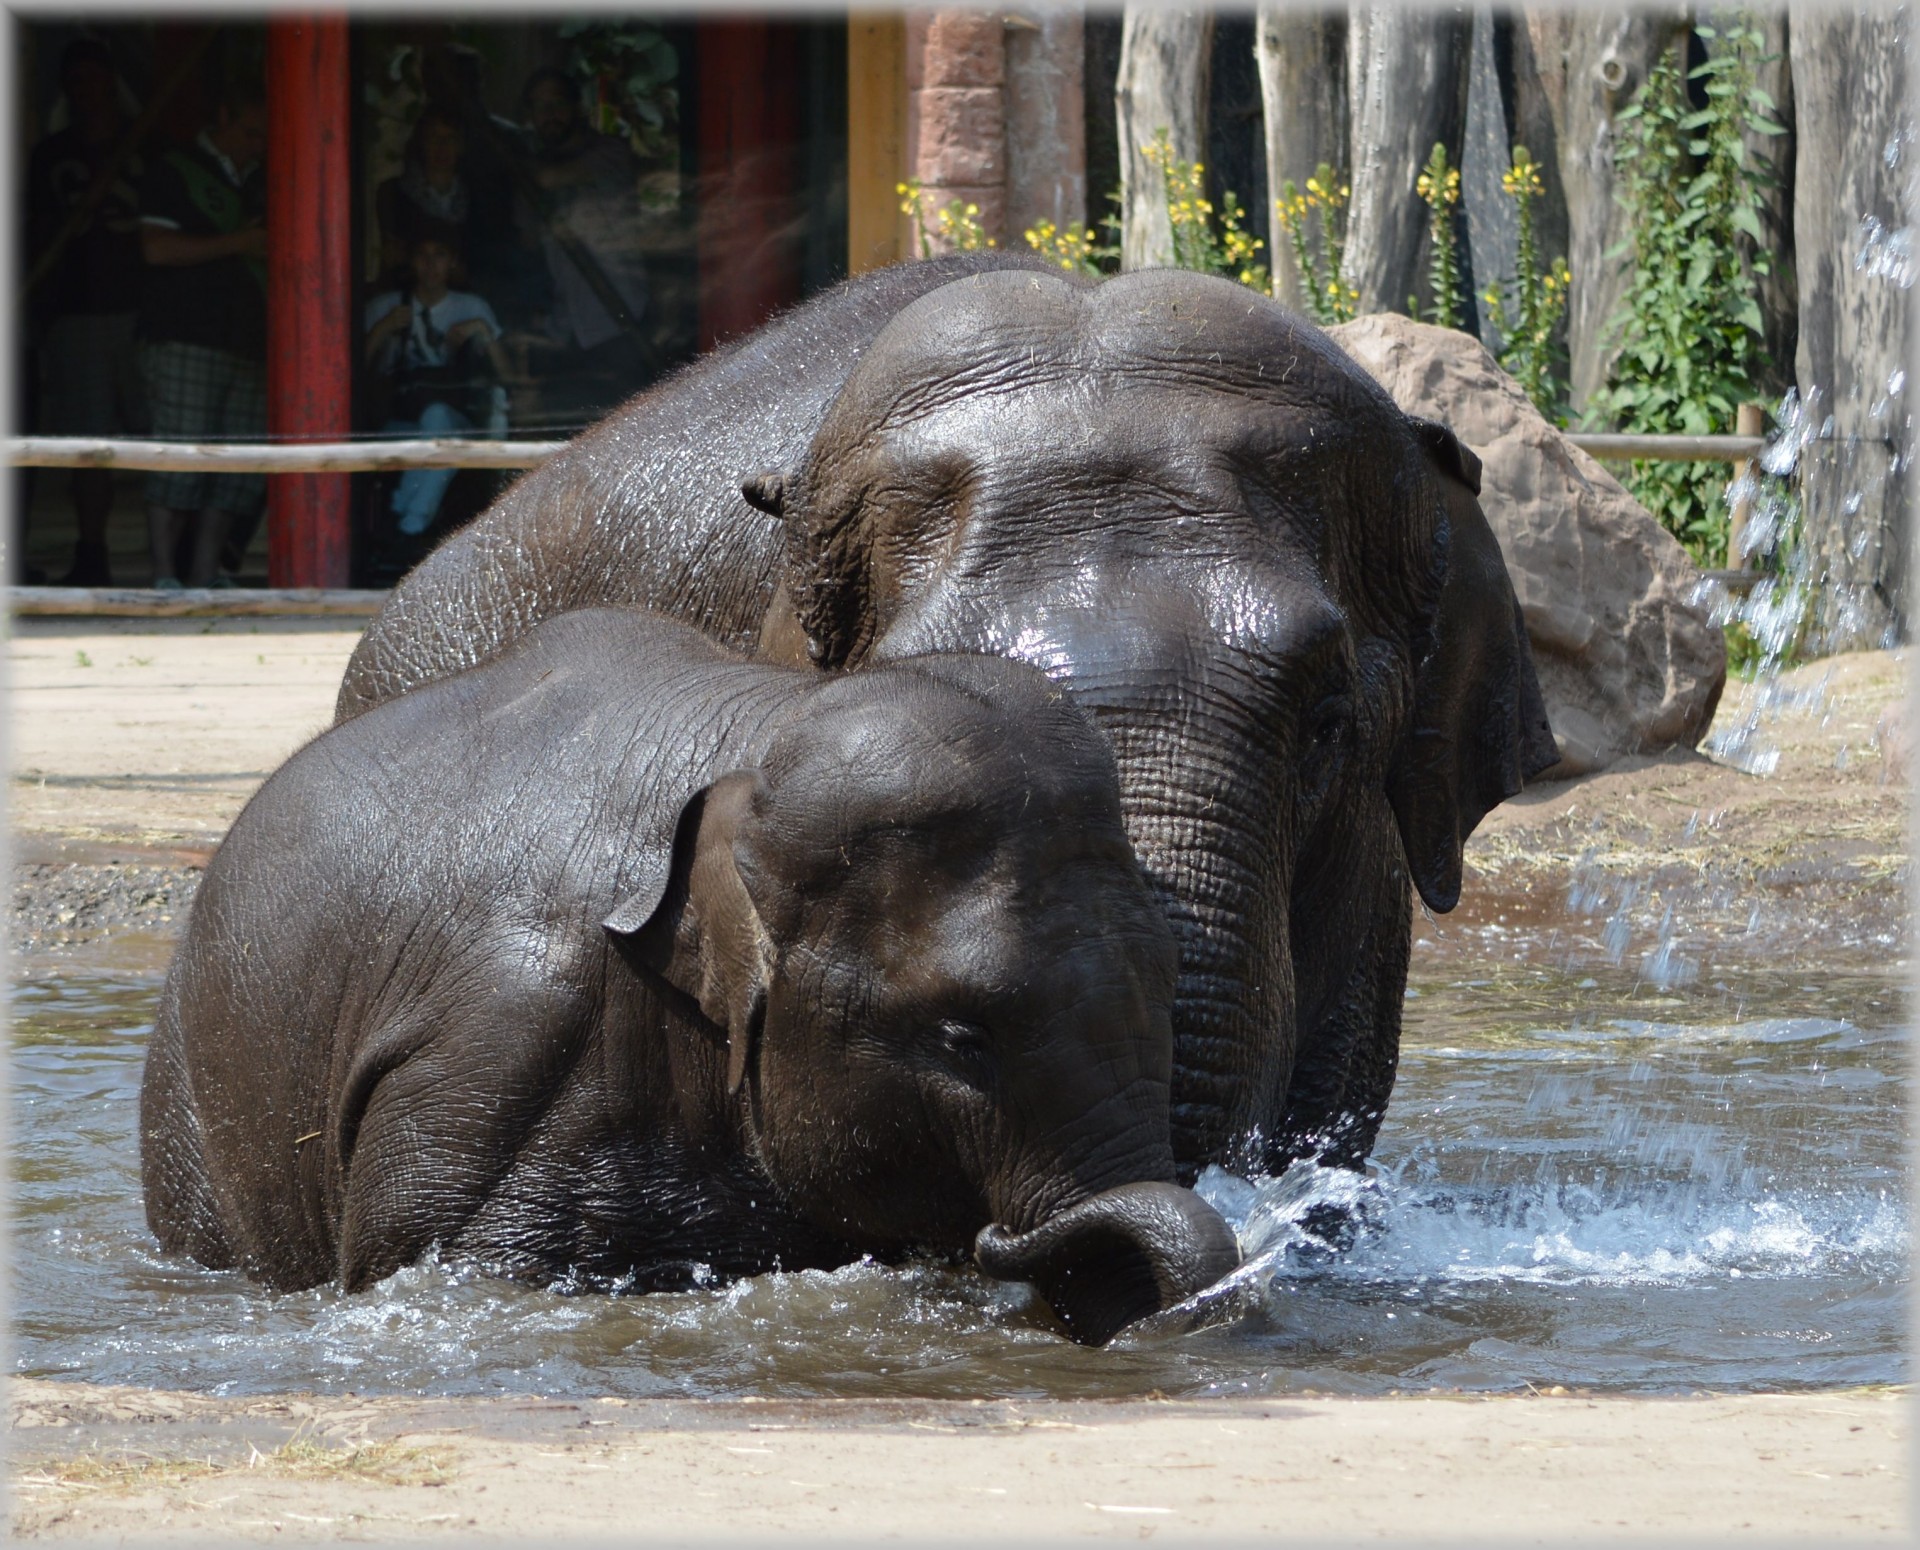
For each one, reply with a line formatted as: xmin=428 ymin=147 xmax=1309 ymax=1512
xmin=1329 ymin=313 xmax=1727 ymax=776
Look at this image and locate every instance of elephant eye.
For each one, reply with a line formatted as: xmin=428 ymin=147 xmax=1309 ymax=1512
xmin=934 ymin=1019 xmax=994 ymax=1081
xmin=1309 ymin=695 xmax=1351 ymax=746
xmin=1299 ymin=694 xmax=1352 ymax=799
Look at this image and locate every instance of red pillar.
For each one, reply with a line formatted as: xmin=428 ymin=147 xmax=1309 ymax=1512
xmin=265 ymin=15 xmax=352 ymax=589
xmin=695 ymin=20 xmax=804 ymax=352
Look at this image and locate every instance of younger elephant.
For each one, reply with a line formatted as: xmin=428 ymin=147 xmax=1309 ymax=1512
xmin=141 ymin=610 xmax=1238 ymax=1345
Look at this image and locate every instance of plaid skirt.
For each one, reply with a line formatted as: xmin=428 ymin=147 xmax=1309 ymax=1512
xmin=141 ymin=340 xmax=266 ymax=514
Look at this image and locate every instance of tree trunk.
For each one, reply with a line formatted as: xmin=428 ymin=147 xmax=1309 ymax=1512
xmin=1344 ymin=6 xmax=1472 ymax=317
xmin=1254 ymin=5 xmax=1349 ymax=312
xmin=1742 ymin=6 xmax=1797 ymax=397
xmin=1117 ymin=7 xmax=1213 ymax=270
xmin=1790 ymin=4 xmax=1911 ymax=643
xmin=1006 ymin=8 xmax=1088 ymax=243
xmin=1515 ymin=9 xmax=1685 ymax=415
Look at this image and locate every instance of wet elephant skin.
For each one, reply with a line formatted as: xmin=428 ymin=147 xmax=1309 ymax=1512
xmin=141 ymin=610 xmax=1237 ymax=1344
xmin=341 ymin=261 xmax=1557 ymax=1179
xmin=762 ymin=269 xmax=1557 ymax=1173
xmin=335 ymin=252 xmax=1062 ymax=720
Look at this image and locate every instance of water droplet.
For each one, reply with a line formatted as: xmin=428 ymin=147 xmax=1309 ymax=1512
xmin=1853 ymin=216 xmax=1915 ymax=289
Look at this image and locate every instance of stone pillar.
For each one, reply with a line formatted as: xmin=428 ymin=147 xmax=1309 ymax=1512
xmin=1790 ymin=4 xmax=1912 ymax=644
xmin=1006 ymin=8 xmax=1087 ymax=242
xmin=907 ymin=10 xmax=1007 ymax=253
xmin=1116 ymin=7 xmax=1213 ymax=271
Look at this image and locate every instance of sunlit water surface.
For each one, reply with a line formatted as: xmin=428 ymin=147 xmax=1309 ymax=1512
xmin=10 ymin=961 xmax=1905 ymax=1399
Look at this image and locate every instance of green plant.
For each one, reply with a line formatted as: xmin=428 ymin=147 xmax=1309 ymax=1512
xmin=1481 ymin=147 xmax=1572 ymax=418
xmin=1273 ymin=164 xmax=1358 ymax=325
xmin=1411 ymin=142 xmax=1464 ymax=329
xmin=897 ymin=179 xmax=996 ymax=254
xmin=1023 ymin=217 xmax=1116 ymax=276
xmin=559 ymin=20 xmax=681 ymax=163
xmin=1139 ymin=129 xmax=1269 ymax=290
xmin=1589 ymin=15 xmax=1783 ymax=566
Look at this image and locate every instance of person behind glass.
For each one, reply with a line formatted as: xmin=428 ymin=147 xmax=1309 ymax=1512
xmin=27 ymin=38 xmax=147 ymax=587
xmin=136 ymin=77 xmax=267 ymax=590
xmin=364 ymin=222 xmax=510 ymax=538
xmin=518 ymin=67 xmax=650 ymax=400
xmin=372 ymin=104 xmax=471 ymax=294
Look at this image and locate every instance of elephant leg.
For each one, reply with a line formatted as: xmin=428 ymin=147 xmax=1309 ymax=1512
xmin=332 ymin=1001 xmax=584 ymax=1292
xmin=139 ymin=1001 xmax=237 ymax=1272
xmin=1272 ymin=854 xmax=1412 ymax=1174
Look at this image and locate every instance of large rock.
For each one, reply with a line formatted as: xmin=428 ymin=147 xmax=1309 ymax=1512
xmin=1329 ymin=313 xmax=1727 ymax=776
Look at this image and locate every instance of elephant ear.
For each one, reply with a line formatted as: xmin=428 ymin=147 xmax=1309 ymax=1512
xmin=1387 ymin=417 xmax=1559 ymax=914
xmin=604 ymin=772 xmax=771 ymax=1095
xmin=739 ymin=471 xmax=789 ymax=518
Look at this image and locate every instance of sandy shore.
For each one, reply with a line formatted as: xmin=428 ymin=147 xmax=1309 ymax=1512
xmin=6 ymin=617 xmax=1912 ymax=1540
xmin=7 ymin=1379 xmax=1908 ymax=1541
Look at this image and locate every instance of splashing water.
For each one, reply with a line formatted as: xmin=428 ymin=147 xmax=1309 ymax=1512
xmin=1699 ymin=326 xmax=1910 ymax=775
xmin=1854 ymin=214 xmax=1916 ymax=290
xmin=12 ymin=964 xmax=1903 ymax=1399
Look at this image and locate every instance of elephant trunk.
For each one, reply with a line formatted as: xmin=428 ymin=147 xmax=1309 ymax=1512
xmin=974 ymin=1180 xmax=1240 ymax=1345
xmin=1058 ymin=656 xmax=1296 ymax=1172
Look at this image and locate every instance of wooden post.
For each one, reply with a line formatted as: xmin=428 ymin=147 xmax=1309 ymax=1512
xmin=1116 ymin=7 xmax=1212 ymax=271
xmin=1517 ymin=12 xmax=1686 ymax=414
xmin=264 ymin=15 xmax=352 ymax=590
xmin=1005 ymin=8 xmax=1087 ymax=243
xmin=1727 ymin=401 xmax=1767 ymax=567
xmin=1343 ymin=6 xmax=1472 ymax=317
xmin=1255 ymin=6 xmax=1349 ymax=313
xmin=696 ymin=19 xmax=804 ymax=352
xmin=848 ymin=15 xmax=910 ymax=273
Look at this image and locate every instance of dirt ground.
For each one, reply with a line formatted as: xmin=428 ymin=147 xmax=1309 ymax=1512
xmin=5 ymin=617 xmax=1913 ymax=1540
xmin=7 ymin=1379 xmax=1907 ymax=1542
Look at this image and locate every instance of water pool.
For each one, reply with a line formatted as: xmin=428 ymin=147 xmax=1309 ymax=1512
xmin=11 ymin=944 xmax=1904 ymax=1402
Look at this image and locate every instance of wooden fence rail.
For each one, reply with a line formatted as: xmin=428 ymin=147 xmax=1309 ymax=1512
xmin=5 ymin=431 xmax=1767 ymax=474
xmin=6 ymin=436 xmax=567 ymax=474
xmin=9 ymin=585 xmax=387 ymax=617
xmin=5 ymin=427 xmax=1781 ymax=617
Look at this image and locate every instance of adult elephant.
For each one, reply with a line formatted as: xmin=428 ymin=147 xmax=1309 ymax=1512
xmin=344 ymin=262 xmax=1557 ymax=1177
xmin=336 ymin=252 xmax=1060 ymax=718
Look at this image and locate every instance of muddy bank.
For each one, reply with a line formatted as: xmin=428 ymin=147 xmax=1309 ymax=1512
xmin=11 ymin=849 xmax=203 ymax=967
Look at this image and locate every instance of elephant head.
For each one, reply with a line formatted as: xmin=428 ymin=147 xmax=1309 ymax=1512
xmin=605 ymin=654 xmax=1239 ymax=1343
xmin=745 ymin=268 xmax=1557 ymax=1175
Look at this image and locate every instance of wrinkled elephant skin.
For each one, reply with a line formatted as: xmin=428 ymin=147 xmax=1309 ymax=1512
xmin=765 ymin=269 xmax=1558 ymax=1172
xmin=141 ymin=610 xmax=1236 ymax=1343
xmin=342 ymin=260 xmax=1557 ymax=1178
